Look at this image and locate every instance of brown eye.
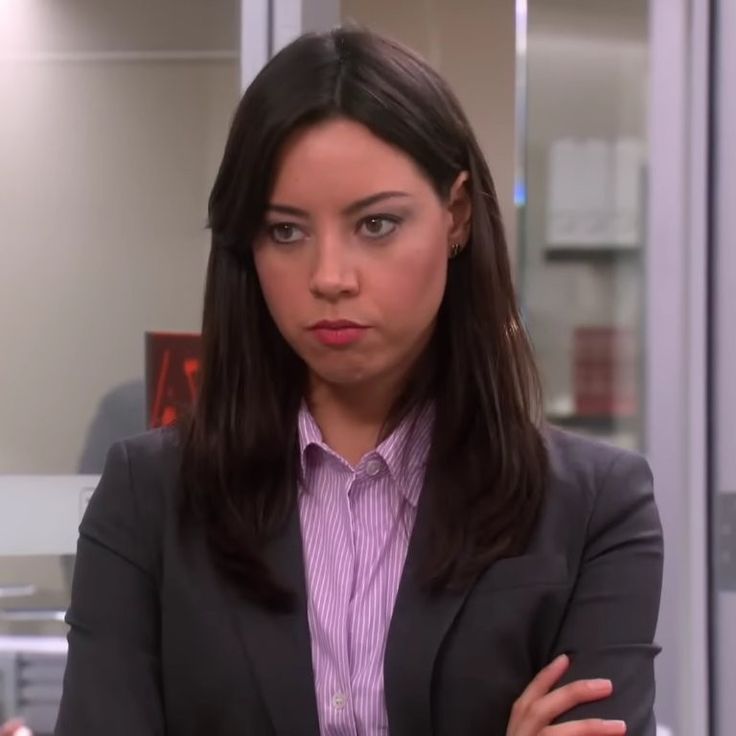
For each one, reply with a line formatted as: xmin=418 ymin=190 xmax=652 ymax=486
xmin=268 ymin=223 xmax=305 ymax=244
xmin=358 ymin=215 xmax=400 ymax=239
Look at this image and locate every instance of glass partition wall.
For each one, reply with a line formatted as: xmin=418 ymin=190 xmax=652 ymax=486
xmin=518 ymin=0 xmax=649 ymax=452
xmin=1 ymin=1 xmax=726 ymax=733
xmin=0 ymin=1 xmax=240 ymax=730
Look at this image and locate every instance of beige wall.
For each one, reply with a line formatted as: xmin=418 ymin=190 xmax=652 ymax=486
xmin=0 ymin=0 xmax=239 ymax=473
xmin=340 ymin=0 xmax=518 ymax=261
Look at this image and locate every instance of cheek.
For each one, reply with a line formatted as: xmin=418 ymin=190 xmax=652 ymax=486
xmin=381 ymin=238 xmax=448 ymax=327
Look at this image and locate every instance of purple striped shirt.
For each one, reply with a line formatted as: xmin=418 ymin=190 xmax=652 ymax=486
xmin=297 ymin=404 xmax=433 ymax=735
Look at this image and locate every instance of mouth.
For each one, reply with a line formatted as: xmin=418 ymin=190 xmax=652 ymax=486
xmin=308 ymin=320 xmax=369 ymax=347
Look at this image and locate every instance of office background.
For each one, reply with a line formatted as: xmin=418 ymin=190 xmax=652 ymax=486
xmin=0 ymin=1 xmax=732 ymax=734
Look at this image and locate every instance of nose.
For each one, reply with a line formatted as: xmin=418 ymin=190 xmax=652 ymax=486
xmin=308 ymin=237 xmax=359 ymax=301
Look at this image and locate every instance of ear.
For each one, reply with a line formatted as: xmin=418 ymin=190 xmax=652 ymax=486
xmin=445 ymin=171 xmax=472 ymax=254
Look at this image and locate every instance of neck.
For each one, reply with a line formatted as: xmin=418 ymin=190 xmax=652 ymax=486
xmin=307 ymin=375 xmax=403 ymax=466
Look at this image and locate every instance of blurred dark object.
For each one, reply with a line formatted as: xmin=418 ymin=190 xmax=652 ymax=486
xmin=145 ymin=332 xmax=202 ymax=428
xmin=573 ymin=326 xmax=637 ymax=417
xmin=77 ymin=380 xmax=146 ymax=473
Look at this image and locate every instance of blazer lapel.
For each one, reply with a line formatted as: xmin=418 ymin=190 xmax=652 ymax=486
xmin=225 ymin=506 xmax=320 ymax=736
xmin=384 ymin=491 xmax=473 ymax=736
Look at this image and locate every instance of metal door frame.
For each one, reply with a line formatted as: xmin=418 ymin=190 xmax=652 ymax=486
xmin=646 ymin=0 xmax=711 ymax=733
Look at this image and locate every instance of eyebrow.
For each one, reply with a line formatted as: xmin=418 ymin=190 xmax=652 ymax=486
xmin=266 ymin=191 xmax=411 ymax=219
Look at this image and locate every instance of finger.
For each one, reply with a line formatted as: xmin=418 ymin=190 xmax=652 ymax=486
xmin=509 ymin=654 xmax=570 ymax=727
xmin=0 ymin=721 xmax=24 ymax=734
xmin=515 ymin=654 xmax=571 ymax=705
xmin=520 ymin=679 xmax=615 ymax=735
xmin=542 ymin=718 xmax=627 ymax=735
xmin=0 ymin=722 xmax=26 ymax=736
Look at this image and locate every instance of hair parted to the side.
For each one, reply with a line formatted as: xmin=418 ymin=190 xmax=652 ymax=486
xmin=178 ymin=26 xmax=548 ymax=610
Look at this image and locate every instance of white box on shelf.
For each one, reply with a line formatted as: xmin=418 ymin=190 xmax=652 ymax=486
xmin=546 ymin=137 xmax=580 ymax=245
xmin=612 ymin=137 xmax=645 ymax=247
xmin=545 ymin=136 xmax=645 ymax=252
xmin=579 ymin=138 xmax=613 ymax=245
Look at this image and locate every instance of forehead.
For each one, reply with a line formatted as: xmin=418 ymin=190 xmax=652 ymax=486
xmin=268 ymin=117 xmax=434 ymax=206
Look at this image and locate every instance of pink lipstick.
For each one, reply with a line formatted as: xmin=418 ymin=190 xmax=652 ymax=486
xmin=309 ymin=320 xmax=368 ymax=347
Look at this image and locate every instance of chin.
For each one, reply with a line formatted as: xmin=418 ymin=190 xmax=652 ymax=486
xmin=317 ymin=368 xmax=374 ymax=387
xmin=308 ymin=360 xmax=377 ymax=388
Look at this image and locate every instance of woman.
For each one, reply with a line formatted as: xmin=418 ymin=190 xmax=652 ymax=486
xmin=55 ymin=27 xmax=663 ymax=736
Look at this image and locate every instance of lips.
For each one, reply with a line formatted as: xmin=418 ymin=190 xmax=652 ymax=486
xmin=309 ymin=320 xmax=368 ymax=347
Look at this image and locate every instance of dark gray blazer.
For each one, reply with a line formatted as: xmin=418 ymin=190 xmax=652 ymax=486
xmin=55 ymin=425 xmax=663 ymax=736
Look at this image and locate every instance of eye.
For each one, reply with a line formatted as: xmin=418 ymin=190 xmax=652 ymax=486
xmin=358 ymin=215 xmax=401 ymax=239
xmin=267 ymin=222 xmax=306 ymax=244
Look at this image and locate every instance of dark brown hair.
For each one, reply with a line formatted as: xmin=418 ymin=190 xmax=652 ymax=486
xmin=179 ymin=26 xmax=548 ymax=610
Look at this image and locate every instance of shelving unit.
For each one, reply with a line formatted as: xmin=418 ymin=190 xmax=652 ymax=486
xmin=518 ymin=1 xmax=648 ymax=451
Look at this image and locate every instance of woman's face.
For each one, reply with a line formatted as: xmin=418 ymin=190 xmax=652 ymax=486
xmin=253 ymin=117 xmax=470 ymax=395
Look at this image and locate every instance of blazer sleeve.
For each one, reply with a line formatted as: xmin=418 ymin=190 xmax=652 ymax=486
xmin=551 ymin=449 xmax=664 ymax=736
xmin=55 ymin=440 xmax=165 ymax=736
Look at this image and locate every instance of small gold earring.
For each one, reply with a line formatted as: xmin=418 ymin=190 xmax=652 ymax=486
xmin=450 ymin=242 xmax=463 ymax=259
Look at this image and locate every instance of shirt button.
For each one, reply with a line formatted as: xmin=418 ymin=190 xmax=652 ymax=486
xmin=365 ymin=458 xmax=382 ymax=477
xmin=331 ymin=692 xmax=348 ymax=710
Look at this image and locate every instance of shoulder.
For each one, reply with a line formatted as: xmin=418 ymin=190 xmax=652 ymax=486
xmin=109 ymin=424 xmax=183 ymax=518
xmin=81 ymin=426 xmax=182 ymax=574
xmin=544 ymin=425 xmax=653 ymax=500
xmin=539 ymin=426 xmax=660 ymax=552
xmin=97 ymin=425 xmax=182 ymax=511
xmin=115 ymin=425 xmax=183 ymax=483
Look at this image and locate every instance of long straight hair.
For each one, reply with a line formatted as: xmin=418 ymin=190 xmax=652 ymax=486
xmin=179 ymin=27 xmax=548 ymax=610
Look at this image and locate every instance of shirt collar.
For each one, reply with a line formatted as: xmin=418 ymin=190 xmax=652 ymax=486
xmin=297 ymin=401 xmax=433 ymax=508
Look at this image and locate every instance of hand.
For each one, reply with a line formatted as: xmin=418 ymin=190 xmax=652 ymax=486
xmin=0 ymin=719 xmax=32 ymax=736
xmin=506 ymin=654 xmax=626 ymax=736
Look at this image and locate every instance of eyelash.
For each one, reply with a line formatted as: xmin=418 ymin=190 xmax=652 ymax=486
xmin=264 ymin=214 xmax=404 ymax=245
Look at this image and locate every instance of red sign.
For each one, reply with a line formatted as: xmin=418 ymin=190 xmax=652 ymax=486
xmin=145 ymin=332 xmax=202 ymax=428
